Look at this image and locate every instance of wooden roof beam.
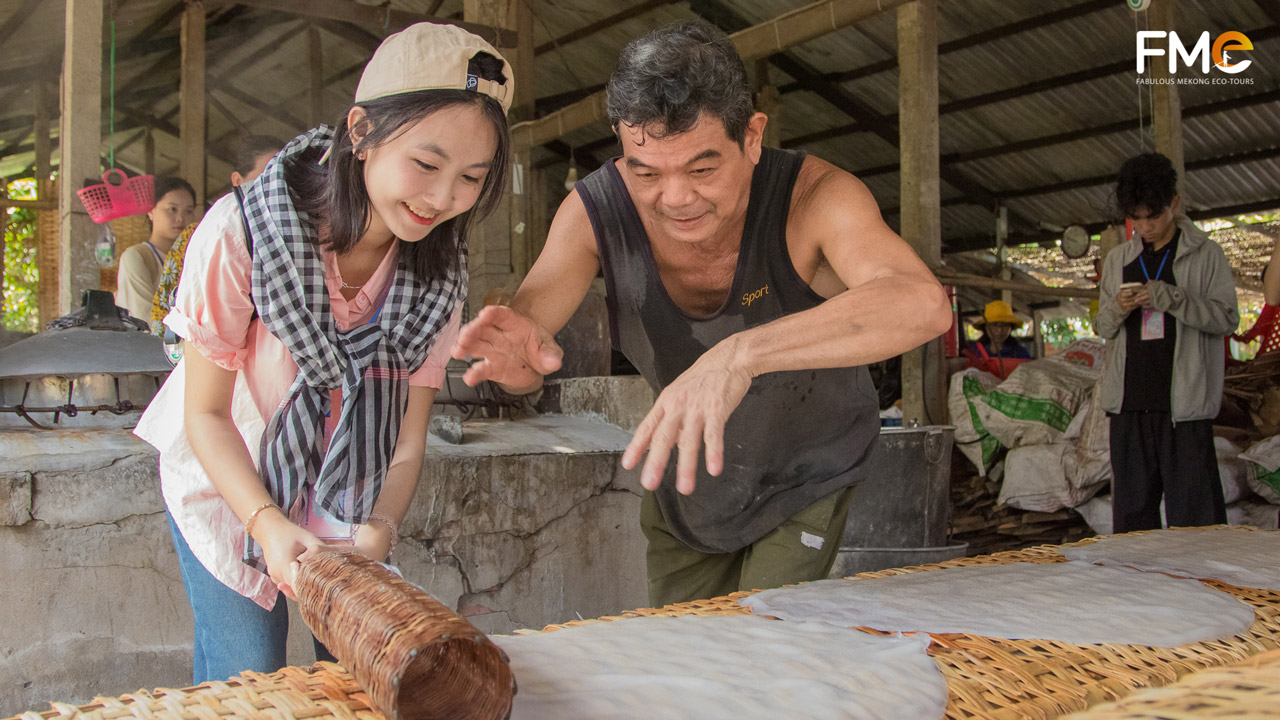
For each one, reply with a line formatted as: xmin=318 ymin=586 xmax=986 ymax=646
xmin=111 ymin=106 xmax=236 ymax=169
xmin=110 ymin=20 xmax=310 ymax=153
xmin=537 ymin=140 xmax=603 ymax=173
xmin=779 ymin=0 xmax=1117 ymax=91
xmin=944 ymin=198 xmax=1280 ymax=253
xmin=785 ymin=23 xmax=1280 ymax=150
xmin=851 ymin=87 xmax=1280 ymax=181
xmin=0 ymin=0 xmax=45 ymax=45
xmin=533 ymin=135 xmax=615 ymax=171
xmin=314 ymin=18 xmax=380 ymax=52
xmin=535 ymin=84 xmax=607 ymax=118
xmin=994 ymin=145 xmax=1280 ymax=200
xmin=213 ymin=0 xmax=517 ymax=46
xmin=1256 ymin=0 xmax=1280 ymax=29
xmin=534 ymin=1 xmax=675 ymax=55
xmin=511 ymin=0 xmax=916 ymax=150
xmin=0 ymin=7 xmax=292 ymax=90
xmin=690 ymin=0 xmax=1036 ymax=234
xmin=205 ymin=59 xmax=366 ymax=155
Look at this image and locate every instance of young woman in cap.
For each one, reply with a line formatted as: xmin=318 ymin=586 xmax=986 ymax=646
xmin=134 ymin=23 xmax=512 ymax=683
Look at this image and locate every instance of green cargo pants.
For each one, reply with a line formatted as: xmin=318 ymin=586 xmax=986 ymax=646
xmin=639 ymin=485 xmax=856 ymax=608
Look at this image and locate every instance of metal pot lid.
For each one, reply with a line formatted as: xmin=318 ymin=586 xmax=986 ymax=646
xmin=0 ymin=291 xmax=171 ymax=380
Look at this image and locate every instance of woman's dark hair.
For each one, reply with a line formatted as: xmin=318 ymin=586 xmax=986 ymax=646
xmin=1115 ymin=152 xmax=1178 ymax=218
xmin=235 ymin=134 xmax=284 ymax=175
xmin=285 ymin=52 xmax=509 ymax=281
xmin=605 ymin=20 xmax=753 ymax=146
xmin=152 ymin=175 xmax=197 ymax=206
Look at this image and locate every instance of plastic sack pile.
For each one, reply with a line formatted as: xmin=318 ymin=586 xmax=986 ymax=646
xmin=949 ymin=337 xmax=1278 ymax=534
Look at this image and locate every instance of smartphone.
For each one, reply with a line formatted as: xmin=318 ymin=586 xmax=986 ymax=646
xmin=1119 ymin=282 xmax=1142 ymax=292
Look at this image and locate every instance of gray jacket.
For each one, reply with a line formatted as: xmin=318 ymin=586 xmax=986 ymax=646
xmin=1093 ymin=216 xmax=1238 ymax=421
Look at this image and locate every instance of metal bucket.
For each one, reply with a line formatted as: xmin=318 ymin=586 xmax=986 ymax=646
xmin=831 ymin=426 xmax=959 ymax=576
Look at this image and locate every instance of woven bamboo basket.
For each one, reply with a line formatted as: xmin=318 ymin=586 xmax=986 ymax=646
xmin=9 ymin=527 xmax=1280 ymax=720
xmin=294 ymin=551 xmax=514 ymax=720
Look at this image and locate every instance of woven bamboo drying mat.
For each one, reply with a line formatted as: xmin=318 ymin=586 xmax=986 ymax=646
xmin=10 ymin=526 xmax=1280 ymax=720
xmin=537 ymin=525 xmax=1280 ymax=720
xmin=1065 ymin=647 xmax=1280 ymax=718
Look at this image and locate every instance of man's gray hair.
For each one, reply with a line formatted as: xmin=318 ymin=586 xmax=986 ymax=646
xmin=605 ymin=20 xmax=753 ymax=146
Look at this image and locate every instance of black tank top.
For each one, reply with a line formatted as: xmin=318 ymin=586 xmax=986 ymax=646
xmin=577 ymin=147 xmax=880 ymax=553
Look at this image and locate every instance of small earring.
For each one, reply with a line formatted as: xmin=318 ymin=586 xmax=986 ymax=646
xmin=356 ymin=151 xmax=365 ymax=161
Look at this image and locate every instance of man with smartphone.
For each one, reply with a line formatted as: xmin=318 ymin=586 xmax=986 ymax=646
xmin=1093 ymin=153 xmax=1238 ymax=532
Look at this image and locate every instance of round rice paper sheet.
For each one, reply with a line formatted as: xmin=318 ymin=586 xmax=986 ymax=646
xmin=1061 ymin=527 xmax=1280 ymax=591
xmin=493 ymin=614 xmax=947 ymax=720
xmin=740 ymin=561 xmax=1254 ymax=647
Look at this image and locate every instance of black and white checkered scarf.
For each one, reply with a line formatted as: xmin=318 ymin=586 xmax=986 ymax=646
xmin=238 ymin=126 xmax=465 ymax=571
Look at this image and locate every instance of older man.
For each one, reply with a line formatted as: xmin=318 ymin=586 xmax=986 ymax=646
xmin=454 ymin=20 xmax=951 ymax=605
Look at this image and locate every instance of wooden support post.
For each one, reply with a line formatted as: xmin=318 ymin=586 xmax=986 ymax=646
xmin=530 ymin=165 xmax=548 ymax=263
xmin=1100 ymin=223 xmax=1124 ymax=260
xmin=1032 ymin=308 xmax=1043 ymax=356
xmin=180 ymin=0 xmax=207 ymax=209
xmin=59 ymin=0 xmax=104 ymax=315
xmin=1148 ymin=0 xmax=1185 ymax=200
xmin=996 ymin=205 xmax=1011 ymax=307
xmin=0 ymin=186 xmax=7 ymax=320
xmin=144 ymin=127 xmax=156 ymax=175
xmin=754 ymin=59 xmax=781 ymax=148
xmin=512 ymin=0 xmax=535 ymax=280
xmin=308 ymin=22 xmax=324 ymax=127
xmin=34 ymin=83 xmax=51 ymax=198
xmin=463 ymin=0 xmax=534 ymax=311
xmin=34 ymin=80 xmax=57 ymax=328
xmin=898 ymin=0 xmax=943 ymax=426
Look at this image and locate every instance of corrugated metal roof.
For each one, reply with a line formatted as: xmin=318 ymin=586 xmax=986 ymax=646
xmin=0 ymin=0 xmax=1274 ymax=253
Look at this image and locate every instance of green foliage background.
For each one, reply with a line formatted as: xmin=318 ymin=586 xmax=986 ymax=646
xmin=3 ymin=179 xmax=38 ymax=333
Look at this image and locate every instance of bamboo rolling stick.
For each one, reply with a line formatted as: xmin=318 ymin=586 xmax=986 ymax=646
xmin=295 ymin=551 xmax=515 ymax=720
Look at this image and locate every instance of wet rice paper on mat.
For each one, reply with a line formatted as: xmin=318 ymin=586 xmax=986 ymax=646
xmin=493 ymin=614 xmax=946 ymax=720
xmin=1061 ymin=527 xmax=1280 ymax=592
xmin=740 ymin=561 xmax=1254 ymax=647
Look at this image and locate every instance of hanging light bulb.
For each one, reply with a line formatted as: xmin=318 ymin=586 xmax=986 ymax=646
xmin=564 ymin=160 xmax=579 ymax=192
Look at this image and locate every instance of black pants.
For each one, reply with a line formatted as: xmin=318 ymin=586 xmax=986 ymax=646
xmin=1108 ymin=412 xmax=1226 ymax=533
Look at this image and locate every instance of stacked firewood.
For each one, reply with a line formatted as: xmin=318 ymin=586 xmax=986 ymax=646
xmin=949 ymin=461 xmax=1094 ymax=556
xmin=1224 ymin=353 xmax=1280 ymax=437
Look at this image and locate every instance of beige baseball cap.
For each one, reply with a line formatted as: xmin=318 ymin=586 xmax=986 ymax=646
xmin=355 ymin=22 xmax=513 ymax=114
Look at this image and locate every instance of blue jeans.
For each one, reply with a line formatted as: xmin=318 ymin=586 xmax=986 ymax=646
xmin=167 ymin=511 xmax=335 ymax=684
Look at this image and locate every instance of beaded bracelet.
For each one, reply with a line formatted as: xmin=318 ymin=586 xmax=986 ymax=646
xmin=367 ymin=512 xmax=399 ymax=558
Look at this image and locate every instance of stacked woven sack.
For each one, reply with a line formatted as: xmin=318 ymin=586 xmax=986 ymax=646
xmin=949 ymin=338 xmax=1264 ymax=533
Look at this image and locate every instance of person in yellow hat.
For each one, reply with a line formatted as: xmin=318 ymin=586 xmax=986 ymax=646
xmin=964 ymin=300 xmax=1030 ymax=379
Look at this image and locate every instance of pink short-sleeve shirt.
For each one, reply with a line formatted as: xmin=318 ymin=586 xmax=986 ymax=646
xmin=135 ymin=193 xmax=460 ymax=610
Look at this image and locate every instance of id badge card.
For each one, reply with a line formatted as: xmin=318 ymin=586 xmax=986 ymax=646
xmin=1141 ymin=307 xmax=1165 ymax=341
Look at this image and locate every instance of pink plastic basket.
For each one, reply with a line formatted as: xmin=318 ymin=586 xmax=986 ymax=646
xmin=76 ymin=169 xmax=155 ymax=223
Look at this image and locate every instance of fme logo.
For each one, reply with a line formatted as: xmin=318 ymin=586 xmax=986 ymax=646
xmin=1137 ymin=31 xmax=1254 ymax=74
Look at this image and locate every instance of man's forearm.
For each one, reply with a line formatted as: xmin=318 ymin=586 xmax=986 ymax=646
xmin=727 ymin=275 xmax=951 ymax=378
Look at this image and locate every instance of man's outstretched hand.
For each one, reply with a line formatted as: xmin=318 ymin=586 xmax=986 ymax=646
xmin=452 ymin=305 xmax=564 ymax=390
xmin=621 ymin=341 xmax=752 ymax=496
